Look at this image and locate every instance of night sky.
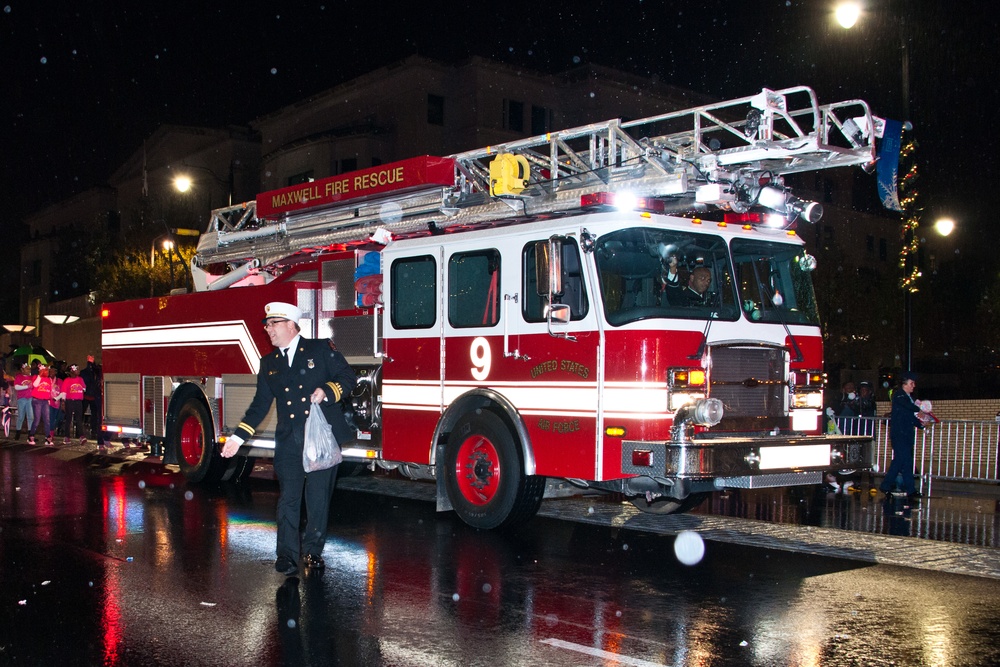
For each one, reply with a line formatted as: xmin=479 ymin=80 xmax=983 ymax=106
xmin=3 ymin=0 xmax=996 ymax=234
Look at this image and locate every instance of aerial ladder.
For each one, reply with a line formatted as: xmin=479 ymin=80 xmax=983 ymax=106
xmin=191 ymin=85 xmax=880 ymax=290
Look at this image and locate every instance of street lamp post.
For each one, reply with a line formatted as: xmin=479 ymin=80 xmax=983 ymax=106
xmin=150 ymin=234 xmax=175 ymax=296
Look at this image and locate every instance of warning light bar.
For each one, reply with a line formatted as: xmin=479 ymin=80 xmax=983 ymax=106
xmin=580 ymin=192 xmax=666 ymax=214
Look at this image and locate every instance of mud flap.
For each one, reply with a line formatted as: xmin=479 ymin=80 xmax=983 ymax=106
xmin=435 ymin=441 xmax=453 ymax=512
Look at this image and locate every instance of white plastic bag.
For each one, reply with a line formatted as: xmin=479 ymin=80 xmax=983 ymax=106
xmin=303 ymin=406 xmax=342 ymax=472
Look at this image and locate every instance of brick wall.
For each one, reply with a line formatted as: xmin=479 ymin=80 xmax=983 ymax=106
xmin=875 ymin=399 xmax=1000 ymax=422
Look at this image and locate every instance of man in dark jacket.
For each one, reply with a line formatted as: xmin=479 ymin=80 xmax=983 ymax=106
xmin=79 ymin=355 xmax=106 ymax=446
xmin=879 ymin=371 xmax=924 ymax=500
xmin=221 ymin=302 xmax=357 ymax=576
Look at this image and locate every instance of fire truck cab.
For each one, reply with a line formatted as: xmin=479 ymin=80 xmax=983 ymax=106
xmin=102 ymin=86 xmax=878 ymax=529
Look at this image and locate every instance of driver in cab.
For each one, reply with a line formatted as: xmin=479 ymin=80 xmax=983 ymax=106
xmin=680 ymin=266 xmax=713 ymax=306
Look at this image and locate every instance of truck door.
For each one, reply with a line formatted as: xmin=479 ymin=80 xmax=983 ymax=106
xmin=511 ymin=235 xmax=603 ymax=480
xmin=380 ymin=249 xmax=444 ymax=465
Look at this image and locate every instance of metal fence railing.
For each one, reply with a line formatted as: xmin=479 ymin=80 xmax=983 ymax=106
xmin=835 ymin=416 xmax=1000 ymax=495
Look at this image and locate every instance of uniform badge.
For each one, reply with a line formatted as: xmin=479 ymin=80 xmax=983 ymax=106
xmin=307 ymin=359 xmax=315 ymax=369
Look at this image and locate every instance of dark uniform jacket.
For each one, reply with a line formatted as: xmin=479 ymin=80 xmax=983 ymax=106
xmin=889 ymin=389 xmax=923 ymax=449
xmin=233 ymin=337 xmax=356 ymax=458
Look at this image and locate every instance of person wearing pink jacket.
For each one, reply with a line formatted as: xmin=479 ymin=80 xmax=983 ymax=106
xmin=28 ymin=365 xmax=54 ymax=446
xmin=62 ymin=364 xmax=88 ymax=444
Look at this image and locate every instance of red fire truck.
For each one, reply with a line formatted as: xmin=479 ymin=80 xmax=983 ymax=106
xmin=102 ymin=86 xmax=878 ymax=529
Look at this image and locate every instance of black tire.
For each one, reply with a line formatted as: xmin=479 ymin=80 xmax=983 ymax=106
xmin=445 ymin=409 xmax=545 ymax=530
xmin=173 ymin=399 xmax=225 ymax=484
xmin=629 ymin=491 xmax=709 ymax=515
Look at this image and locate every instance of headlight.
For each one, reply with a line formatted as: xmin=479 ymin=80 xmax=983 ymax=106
xmin=670 ymin=391 xmax=706 ymax=412
xmin=792 ymin=391 xmax=824 ymax=409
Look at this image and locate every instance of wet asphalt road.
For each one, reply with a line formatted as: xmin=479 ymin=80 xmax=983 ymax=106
xmin=3 ymin=442 xmax=1000 ymax=666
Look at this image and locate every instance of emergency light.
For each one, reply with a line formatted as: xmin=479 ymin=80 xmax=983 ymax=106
xmin=579 ymin=191 xmax=666 ymax=214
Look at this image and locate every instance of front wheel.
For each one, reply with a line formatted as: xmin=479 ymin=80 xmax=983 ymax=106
xmin=445 ymin=409 xmax=544 ymax=530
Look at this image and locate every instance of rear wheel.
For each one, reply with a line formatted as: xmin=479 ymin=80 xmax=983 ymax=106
xmin=445 ymin=410 xmax=544 ymax=530
xmin=629 ymin=492 xmax=708 ymax=515
xmin=173 ymin=399 xmax=225 ymax=483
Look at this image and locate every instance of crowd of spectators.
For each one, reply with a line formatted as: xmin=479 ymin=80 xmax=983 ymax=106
xmin=0 ymin=354 xmax=103 ymax=447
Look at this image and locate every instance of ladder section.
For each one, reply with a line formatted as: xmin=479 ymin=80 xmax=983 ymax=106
xmin=194 ymin=86 xmax=877 ymax=270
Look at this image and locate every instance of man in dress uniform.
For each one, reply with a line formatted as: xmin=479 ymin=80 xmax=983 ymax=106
xmin=221 ymin=302 xmax=357 ymax=576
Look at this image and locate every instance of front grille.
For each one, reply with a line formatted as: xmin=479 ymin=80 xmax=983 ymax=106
xmin=708 ymin=345 xmax=786 ymax=419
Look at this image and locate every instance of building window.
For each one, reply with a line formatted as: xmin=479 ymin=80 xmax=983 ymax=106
xmin=531 ymin=105 xmax=552 ymax=135
xmin=287 ymin=170 xmax=314 ymax=186
xmin=503 ymin=99 xmax=524 ymax=132
xmin=427 ymin=94 xmax=444 ymax=126
xmin=339 ymin=158 xmax=357 ymax=174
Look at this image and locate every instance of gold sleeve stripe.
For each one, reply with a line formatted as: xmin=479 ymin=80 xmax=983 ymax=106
xmin=326 ymin=382 xmax=342 ymax=402
xmin=237 ymin=422 xmax=256 ymax=436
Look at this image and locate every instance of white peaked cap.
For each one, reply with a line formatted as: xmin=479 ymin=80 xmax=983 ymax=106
xmin=262 ymin=302 xmax=302 ymax=323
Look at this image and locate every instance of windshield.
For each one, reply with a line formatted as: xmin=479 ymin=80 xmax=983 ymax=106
xmin=731 ymin=238 xmax=820 ymax=326
xmin=595 ymin=228 xmax=738 ymax=326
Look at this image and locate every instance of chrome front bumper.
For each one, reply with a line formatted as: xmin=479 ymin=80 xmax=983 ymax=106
xmin=622 ymin=434 xmax=873 ymax=479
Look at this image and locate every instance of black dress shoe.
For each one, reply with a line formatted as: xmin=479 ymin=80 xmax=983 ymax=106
xmin=304 ymin=554 xmax=325 ymax=571
xmin=275 ymin=555 xmax=298 ymax=576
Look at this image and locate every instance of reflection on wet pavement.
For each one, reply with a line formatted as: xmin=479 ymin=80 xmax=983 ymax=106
xmin=4 ymin=443 xmax=1000 ymax=665
xmin=689 ymin=480 xmax=1000 ymax=547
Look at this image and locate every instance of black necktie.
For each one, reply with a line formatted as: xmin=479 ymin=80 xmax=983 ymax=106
xmin=280 ymin=348 xmax=288 ymax=363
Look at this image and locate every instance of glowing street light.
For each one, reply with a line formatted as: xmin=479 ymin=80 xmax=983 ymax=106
xmin=834 ymin=2 xmax=861 ymax=29
xmin=934 ymin=217 xmax=955 ymax=237
xmin=172 ymin=166 xmax=232 ymax=207
xmin=173 ymin=175 xmax=193 ymax=193
xmin=43 ymin=315 xmax=80 ymax=325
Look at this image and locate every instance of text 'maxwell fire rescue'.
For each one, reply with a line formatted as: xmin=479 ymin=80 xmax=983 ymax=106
xmin=102 ymin=87 xmax=878 ymax=528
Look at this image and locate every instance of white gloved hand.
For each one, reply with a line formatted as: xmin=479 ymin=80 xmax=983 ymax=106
xmin=221 ymin=435 xmax=244 ymax=458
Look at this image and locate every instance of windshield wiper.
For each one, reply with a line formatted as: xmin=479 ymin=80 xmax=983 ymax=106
xmin=750 ymin=259 xmax=804 ymax=363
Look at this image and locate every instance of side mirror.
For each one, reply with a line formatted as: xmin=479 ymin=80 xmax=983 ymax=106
xmin=547 ymin=304 xmax=571 ymax=324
